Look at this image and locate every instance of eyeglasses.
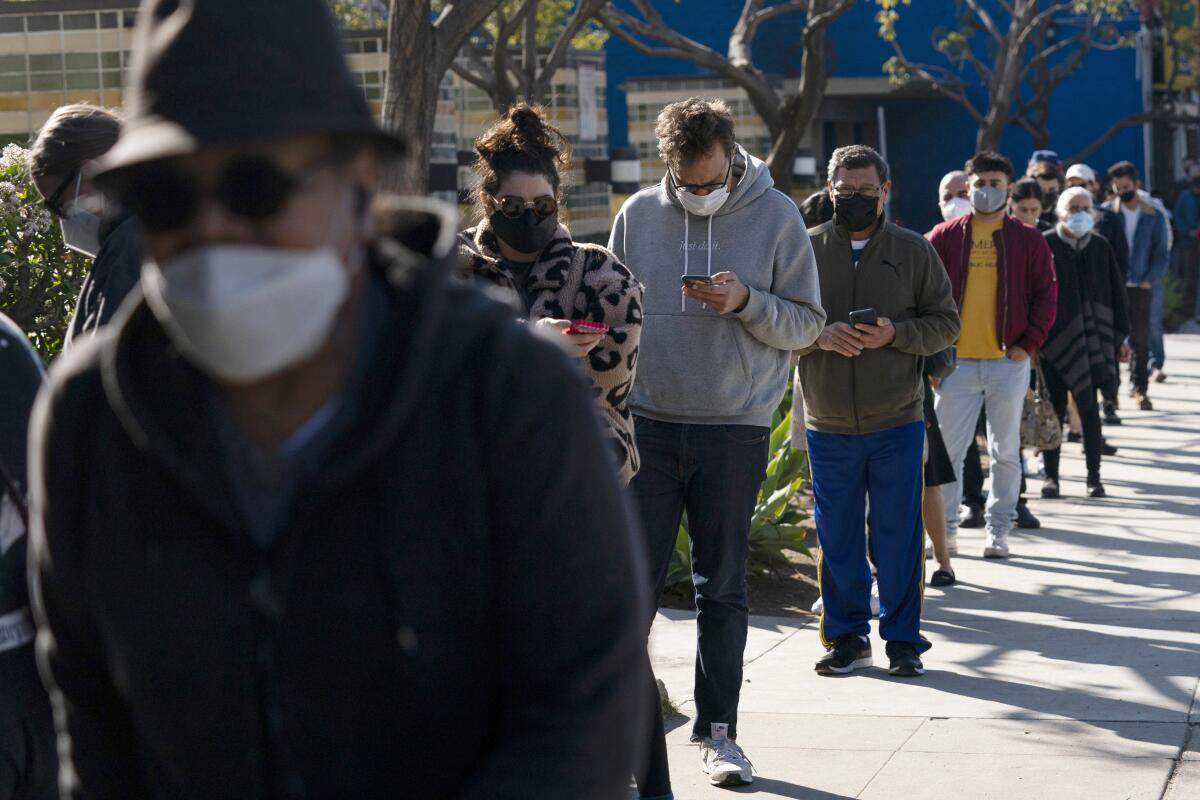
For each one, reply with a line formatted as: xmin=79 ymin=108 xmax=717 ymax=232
xmin=672 ymin=157 xmax=732 ymax=195
xmin=110 ymin=152 xmax=344 ymax=233
xmin=42 ymin=169 xmax=79 ymax=218
xmin=491 ymin=194 xmax=558 ymax=219
xmin=833 ymin=185 xmax=883 ymax=200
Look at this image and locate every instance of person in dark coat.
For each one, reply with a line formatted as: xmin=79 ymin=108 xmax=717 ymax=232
xmin=30 ymin=104 xmax=142 ymax=348
xmin=800 ymin=188 xmax=834 ymax=228
xmin=1065 ymin=163 xmax=1129 ymax=424
xmin=0 ymin=314 xmax=55 ymax=800
xmin=28 ymin=2 xmax=648 ymax=799
xmin=1039 ymin=187 xmax=1130 ymax=498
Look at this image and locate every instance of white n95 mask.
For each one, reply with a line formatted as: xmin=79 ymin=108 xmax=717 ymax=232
xmin=142 ymin=244 xmax=351 ymax=384
xmin=677 ymin=185 xmax=729 ymax=217
xmin=940 ymin=197 xmax=972 ymax=222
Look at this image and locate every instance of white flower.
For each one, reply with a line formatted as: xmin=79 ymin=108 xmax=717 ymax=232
xmin=0 ymin=143 xmax=27 ymax=172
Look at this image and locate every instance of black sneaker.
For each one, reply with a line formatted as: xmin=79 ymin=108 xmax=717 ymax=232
xmin=1041 ymin=477 xmax=1060 ymax=499
xmin=1101 ymin=441 xmax=1118 ymax=456
xmin=959 ymin=504 xmax=985 ymax=529
xmin=886 ymin=642 xmax=925 ymax=677
xmin=1102 ymin=403 xmax=1122 ymax=425
xmin=815 ymin=636 xmax=872 ymax=676
xmin=1067 ymin=431 xmax=1082 ymax=443
xmin=1016 ymin=502 xmax=1040 ymax=529
xmin=1087 ymin=483 xmax=1107 ymax=498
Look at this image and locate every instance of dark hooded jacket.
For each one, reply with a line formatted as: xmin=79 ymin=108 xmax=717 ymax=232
xmin=64 ymin=213 xmax=142 ymax=348
xmin=29 ymin=201 xmax=648 ymax=800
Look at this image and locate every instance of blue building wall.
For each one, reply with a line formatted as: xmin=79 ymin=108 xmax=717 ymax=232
xmin=605 ymin=0 xmax=1146 ymax=232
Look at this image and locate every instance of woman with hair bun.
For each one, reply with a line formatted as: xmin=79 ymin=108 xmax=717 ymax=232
xmin=30 ymin=103 xmax=141 ymax=347
xmin=459 ymin=104 xmax=666 ymax=800
xmin=459 ymin=103 xmax=645 ymax=485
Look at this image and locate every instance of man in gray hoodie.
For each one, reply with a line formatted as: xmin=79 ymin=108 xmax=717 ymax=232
xmin=609 ymin=97 xmax=825 ymax=789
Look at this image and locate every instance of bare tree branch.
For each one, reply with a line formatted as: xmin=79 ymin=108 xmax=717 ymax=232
xmin=963 ymin=0 xmax=1004 ymax=44
xmin=529 ymin=0 xmax=610 ymax=103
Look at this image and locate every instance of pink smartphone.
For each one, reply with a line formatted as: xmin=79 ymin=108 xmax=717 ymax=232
xmin=565 ymin=320 xmax=610 ymax=335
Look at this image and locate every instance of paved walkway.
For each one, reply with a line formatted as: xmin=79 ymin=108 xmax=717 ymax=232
xmin=650 ymin=333 xmax=1200 ymax=799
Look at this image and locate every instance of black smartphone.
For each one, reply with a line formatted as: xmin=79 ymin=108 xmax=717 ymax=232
xmin=681 ymin=274 xmax=713 ymax=286
xmin=849 ymin=307 xmax=879 ymax=327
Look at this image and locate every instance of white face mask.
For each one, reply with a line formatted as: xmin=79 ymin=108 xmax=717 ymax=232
xmin=60 ymin=173 xmax=103 ymax=258
xmin=142 ymin=244 xmax=352 ymax=384
xmin=1064 ymin=210 xmax=1095 ymax=238
xmin=970 ymin=185 xmax=1008 ymax=215
xmin=674 ymin=156 xmax=733 ymax=217
xmin=940 ymin=196 xmax=972 ymax=221
xmin=677 ymin=184 xmax=729 ymax=217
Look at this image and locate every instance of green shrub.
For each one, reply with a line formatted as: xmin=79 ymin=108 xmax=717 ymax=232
xmin=0 ymin=143 xmax=88 ymax=363
xmin=664 ymin=407 xmax=811 ymax=599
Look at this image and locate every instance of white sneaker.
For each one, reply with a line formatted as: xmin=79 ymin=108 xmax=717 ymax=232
xmin=810 ymin=595 xmax=824 ymax=613
xmin=870 ymin=577 xmax=880 ymax=618
xmin=983 ymin=534 xmax=1011 ymax=559
xmin=699 ymin=724 xmax=753 ymax=786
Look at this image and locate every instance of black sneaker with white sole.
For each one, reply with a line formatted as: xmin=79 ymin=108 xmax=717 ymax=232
xmin=815 ymin=635 xmax=872 ymax=675
xmin=886 ymin=641 xmax=925 ymax=677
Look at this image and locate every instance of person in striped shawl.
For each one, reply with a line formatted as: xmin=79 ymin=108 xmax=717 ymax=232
xmin=1040 ymin=186 xmax=1130 ymax=498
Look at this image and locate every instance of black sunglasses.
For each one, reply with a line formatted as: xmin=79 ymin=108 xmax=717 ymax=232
xmin=672 ymin=156 xmax=732 ymax=195
xmin=42 ymin=169 xmax=79 ymax=218
xmin=111 ymin=153 xmax=343 ymax=233
xmin=491 ymin=194 xmax=558 ymax=219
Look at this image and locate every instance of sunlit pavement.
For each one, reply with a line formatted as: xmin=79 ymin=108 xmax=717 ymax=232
xmin=649 ymin=333 xmax=1200 ymax=799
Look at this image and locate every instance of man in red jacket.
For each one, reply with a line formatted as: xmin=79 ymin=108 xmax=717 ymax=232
xmin=928 ymin=151 xmax=1058 ymax=559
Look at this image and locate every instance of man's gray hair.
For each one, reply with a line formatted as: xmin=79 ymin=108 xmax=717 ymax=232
xmin=827 ymin=145 xmax=889 ymax=184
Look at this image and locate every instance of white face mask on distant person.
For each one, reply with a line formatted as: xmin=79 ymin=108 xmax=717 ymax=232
xmin=60 ymin=173 xmax=103 ymax=258
xmin=141 ymin=187 xmax=361 ymax=384
xmin=940 ymin=196 xmax=972 ymax=221
xmin=970 ymin=185 xmax=1008 ymax=214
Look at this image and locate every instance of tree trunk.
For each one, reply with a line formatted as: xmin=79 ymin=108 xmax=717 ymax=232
xmin=382 ymin=1 xmax=439 ymax=193
xmin=766 ymin=116 xmax=804 ymax=197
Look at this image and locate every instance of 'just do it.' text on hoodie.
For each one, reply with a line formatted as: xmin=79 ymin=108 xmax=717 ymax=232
xmin=608 ymin=146 xmax=826 ymax=428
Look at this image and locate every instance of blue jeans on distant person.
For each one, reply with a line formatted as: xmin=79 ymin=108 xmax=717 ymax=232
xmin=935 ymin=356 xmax=1031 ymax=543
xmin=807 ymin=420 xmax=929 ymax=652
xmin=1150 ymin=276 xmax=1166 ymax=370
xmin=631 ymin=415 xmax=770 ymax=741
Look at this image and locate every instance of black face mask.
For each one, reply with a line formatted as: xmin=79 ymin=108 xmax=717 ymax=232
xmin=490 ymin=208 xmax=558 ymax=255
xmin=1119 ymin=189 xmax=1138 ymax=204
xmin=1042 ymin=191 xmax=1059 ymax=213
xmin=834 ymin=192 xmax=880 ymax=233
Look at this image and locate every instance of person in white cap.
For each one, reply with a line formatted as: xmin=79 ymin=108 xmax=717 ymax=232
xmin=1066 ymin=163 xmax=1128 ymax=425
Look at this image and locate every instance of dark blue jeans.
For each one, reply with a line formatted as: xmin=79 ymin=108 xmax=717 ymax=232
xmin=631 ymin=415 xmax=770 ymax=741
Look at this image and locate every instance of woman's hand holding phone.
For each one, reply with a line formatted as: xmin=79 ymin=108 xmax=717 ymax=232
xmin=536 ymin=318 xmax=605 ymax=358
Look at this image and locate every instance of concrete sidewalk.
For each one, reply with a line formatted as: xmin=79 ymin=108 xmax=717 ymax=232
xmin=650 ymin=333 xmax=1200 ymax=800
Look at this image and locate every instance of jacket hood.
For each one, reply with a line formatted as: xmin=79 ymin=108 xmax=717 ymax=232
xmin=657 ymin=144 xmax=775 ymax=218
xmin=95 ymin=196 xmax=496 ymax=530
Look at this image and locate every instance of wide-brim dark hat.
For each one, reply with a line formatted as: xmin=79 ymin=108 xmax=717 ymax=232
xmin=95 ymin=0 xmax=405 ymax=179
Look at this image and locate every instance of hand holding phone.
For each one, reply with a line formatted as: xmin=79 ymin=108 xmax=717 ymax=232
xmin=848 ymin=307 xmax=879 ymax=327
xmin=564 ymin=320 xmax=610 ymax=335
xmin=681 ymin=275 xmax=713 ymax=287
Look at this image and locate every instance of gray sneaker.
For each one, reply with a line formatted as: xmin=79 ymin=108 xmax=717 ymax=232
xmin=699 ymin=724 xmax=753 ymax=786
xmin=983 ymin=534 xmax=1011 ymax=559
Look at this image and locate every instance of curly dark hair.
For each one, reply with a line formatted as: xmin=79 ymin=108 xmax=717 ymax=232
xmin=827 ymin=144 xmax=889 ymax=183
xmin=965 ymin=151 xmax=1014 ymax=180
xmin=471 ymin=103 xmax=571 ymax=202
xmin=654 ymin=97 xmax=735 ymax=174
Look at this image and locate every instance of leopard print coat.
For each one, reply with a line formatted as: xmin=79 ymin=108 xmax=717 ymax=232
xmin=459 ymin=221 xmax=643 ymax=484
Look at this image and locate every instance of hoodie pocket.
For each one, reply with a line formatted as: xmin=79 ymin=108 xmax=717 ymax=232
xmin=633 ymin=313 xmax=754 ymax=415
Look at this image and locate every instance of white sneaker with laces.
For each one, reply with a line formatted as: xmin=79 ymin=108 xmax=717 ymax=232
xmin=983 ymin=533 xmax=1011 ymax=559
xmin=699 ymin=723 xmax=753 ymax=786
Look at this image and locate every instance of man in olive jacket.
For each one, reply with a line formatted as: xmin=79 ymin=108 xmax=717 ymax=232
xmin=794 ymin=146 xmax=959 ymax=679
xmin=28 ymin=2 xmax=647 ymax=798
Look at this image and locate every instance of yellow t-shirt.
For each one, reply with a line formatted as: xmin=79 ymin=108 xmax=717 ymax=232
xmin=957 ymin=220 xmax=1005 ymax=359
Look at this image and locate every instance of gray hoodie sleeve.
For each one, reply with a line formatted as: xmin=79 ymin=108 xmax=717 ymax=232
xmin=890 ymin=238 xmax=961 ymax=356
xmin=731 ymin=204 xmax=826 ymax=351
xmin=606 ymin=208 xmax=626 ymax=264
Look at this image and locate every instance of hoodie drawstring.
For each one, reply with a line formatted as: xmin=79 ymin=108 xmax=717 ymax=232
xmin=680 ymin=212 xmax=715 ymax=312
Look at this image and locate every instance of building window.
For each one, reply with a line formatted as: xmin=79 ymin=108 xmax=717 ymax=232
xmin=100 ymin=12 xmax=120 ymax=29
xmin=0 ymin=17 xmax=24 ymax=34
xmin=27 ymin=15 xmax=61 ymax=33
xmin=64 ymin=13 xmax=98 ymax=31
xmin=29 ymin=54 xmax=63 ymax=72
